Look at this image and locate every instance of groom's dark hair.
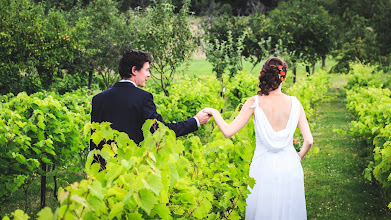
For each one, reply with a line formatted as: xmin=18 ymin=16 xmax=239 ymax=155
xmin=118 ymin=49 xmax=151 ymax=79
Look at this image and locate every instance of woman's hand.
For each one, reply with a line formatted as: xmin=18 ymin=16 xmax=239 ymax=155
xmin=298 ymin=152 xmax=304 ymax=161
xmin=203 ymin=108 xmax=216 ymax=116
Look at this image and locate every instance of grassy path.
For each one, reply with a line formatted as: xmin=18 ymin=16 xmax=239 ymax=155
xmin=303 ymin=75 xmax=390 ymax=219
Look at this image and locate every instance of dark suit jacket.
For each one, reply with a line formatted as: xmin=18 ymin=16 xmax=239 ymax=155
xmin=91 ymin=81 xmax=198 ymax=146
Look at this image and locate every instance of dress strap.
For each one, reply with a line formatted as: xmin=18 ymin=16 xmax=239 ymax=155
xmin=291 ymin=96 xmax=299 ymax=110
xmin=250 ymin=95 xmax=259 ymax=109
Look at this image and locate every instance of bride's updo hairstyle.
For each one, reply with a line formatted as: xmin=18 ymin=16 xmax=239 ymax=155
xmin=257 ymin=57 xmax=288 ymax=95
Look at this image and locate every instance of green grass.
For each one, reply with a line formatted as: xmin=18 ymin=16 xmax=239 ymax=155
xmin=178 ymin=56 xmax=336 ymax=81
xmin=178 ymin=57 xmax=264 ymax=76
xmin=303 ymin=74 xmax=390 ymax=219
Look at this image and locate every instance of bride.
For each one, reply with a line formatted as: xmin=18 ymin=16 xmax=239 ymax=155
xmin=203 ymin=57 xmax=313 ymax=219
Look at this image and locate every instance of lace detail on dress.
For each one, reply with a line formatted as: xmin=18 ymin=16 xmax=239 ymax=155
xmin=250 ymin=95 xmax=259 ymax=109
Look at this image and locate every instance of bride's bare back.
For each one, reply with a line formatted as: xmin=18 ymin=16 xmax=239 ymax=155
xmin=258 ymin=93 xmax=292 ymax=132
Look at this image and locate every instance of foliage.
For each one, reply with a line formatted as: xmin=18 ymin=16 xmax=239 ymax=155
xmin=225 ymin=71 xmax=258 ymax=109
xmin=152 ymin=75 xmax=223 ymax=130
xmin=0 ymin=0 xmax=80 ymax=94
xmin=130 ymin=0 xmax=195 ymax=96
xmin=66 ymin=0 xmax=131 ymax=89
xmin=204 ymin=30 xmax=246 ymax=97
xmin=49 ymin=72 xmax=90 ymax=94
xmin=0 ymin=91 xmax=90 ymax=211
xmin=244 ymin=13 xmax=271 ymax=74
xmin=328 ymin=0 xmax=391 ymax=73
xmin=371 ymin=0 xmax=391 ymax=58
xmin=344 ymin=63 xmax=391 ymax=91
xmin=202 ymin=14 xmax=248 ymax=45
xmin=4 ymin=120 xmax=255 ymax=219
xmin=202 ymin=15 xmax=248 ymax=82
xmin=344 ymin=64 xmax=391 ymax=207
xmin=202 ymin=14 xmax=271 ymax=74
xmin=267 ymin=0 xmax=335 ymax=65
xmin=149 ymin=75 xmax=224 ymax=142
xmin=330 ymin=13 xmax=378 ymax=74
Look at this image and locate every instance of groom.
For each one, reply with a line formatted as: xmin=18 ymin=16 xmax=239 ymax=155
xmin=90 ymin=49 xmax=210 ymax=168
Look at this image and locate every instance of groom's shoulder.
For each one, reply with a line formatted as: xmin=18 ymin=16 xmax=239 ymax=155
xmin=135 ymin=87 xmax=153 ymax=97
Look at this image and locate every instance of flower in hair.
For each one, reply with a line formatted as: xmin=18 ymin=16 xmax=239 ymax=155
xmin=277 ymin=65 xmax=286 ymax=81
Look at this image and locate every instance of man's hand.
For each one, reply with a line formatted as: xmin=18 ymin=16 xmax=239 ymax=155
xmin=202 ymin=107 xmax=216 ymax=116
xmin=195 ymin=110 xmax=211 ymax=125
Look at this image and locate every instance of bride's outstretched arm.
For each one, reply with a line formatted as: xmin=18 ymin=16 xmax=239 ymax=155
xmin=297 ymin=103 xmax=313 ymax=160
xmin=204 ymin=97 xmax=255 ymax=138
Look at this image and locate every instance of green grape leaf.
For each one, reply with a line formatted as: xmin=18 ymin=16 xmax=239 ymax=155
xmin=37 ymin=207 xmax=55 ymax=220
xmin=153 ymin=204 xmax=171 ymax=219
xmin=134 ymin=189 xmax=157 ymax=214
xmin=143 ymin=136 xmax=156 ymax=151
xmin=12 ymin=209 xmax=29 ymax=220
xmin=84 ymin=123 xmax=92 ymax=137
xmin=248 ymin=177 xmax=256 ymax=189
xmin=192 ymin=198 xmax=212 ymax=219
xmin=148 ymin=174 xmax=164 ymax=195
xmin=108 ymin=202 xmax=124 ymax=219
xmin=91 ymin=132 xmax=102 ymax=145
xmin=128 ymin=213 xmax=143 ymax=220
xmin=180 ymin=192 xmax=196 ymax=204
xmin=37 ymin=120 xmax=46 ymax=130
xmin=13 ymin=152 xmax=27 ymax=164
xmin=41 ymin=157 xmax=53 ymax=164
xmin=168 ymin=162 xmax=179 ymax=187
xmin=85 ymin=151 xmax=95 ymax=173
xmin=82 ymin=211 xmax=96 ymax=220
xmin=71 ymin=194 xmax=88 ymax=207
xmin=148 ymin=152 xmax=156 ymax=163
xmin=101 ymin=125 xmax=114 ymax=140
xmin=88 ymin=181 xmax=104 ymax=200
xmin=88 ymin=196 xmax=106 ymax=213
xmin=101 ymin=145 xmax=115 ymax=160
xmin=142 ymin=119 xmax=156 ymax=139
xmin=227 ymin=210 xmax=241 ymax=220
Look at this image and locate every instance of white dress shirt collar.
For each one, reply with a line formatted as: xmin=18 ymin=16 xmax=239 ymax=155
xmin=119 ymin=79 xmax=137 ymax=87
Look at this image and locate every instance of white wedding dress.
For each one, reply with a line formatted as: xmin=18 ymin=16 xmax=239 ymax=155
xmin=245 ymin=95 xmax=306 ymax=220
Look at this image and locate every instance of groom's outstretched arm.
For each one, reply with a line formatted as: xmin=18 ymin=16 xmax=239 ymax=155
xmin=142 ymin=92 xmax=199 ymax=137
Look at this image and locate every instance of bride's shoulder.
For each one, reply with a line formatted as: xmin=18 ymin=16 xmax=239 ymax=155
xmin=288 ymin=96 xmax=303 ymax=109
xmin=283 ymin=94 xmax=298 ymax=101
xmin=247 ymin=95 xmax=259 ymax=109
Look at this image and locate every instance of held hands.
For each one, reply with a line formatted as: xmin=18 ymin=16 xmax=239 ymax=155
xmin=195 ymin=109 xmax=211 ymax=125
xmin=195 ymin=108 xmax=218 ymax=125
xmin=202 ymin=107 xmax=217 ymax=116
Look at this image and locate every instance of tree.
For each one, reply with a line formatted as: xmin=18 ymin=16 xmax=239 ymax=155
xmin=66 ymin=0 xmax=131 ymax=89
xmin=204 ymin=31 xmax=246 ymax=98
xmin=267 ymin=0 xmax=335 ymax=77
xmin=130 ymin=0 xmax=195 ymax=96
xmin=244 ymin=12 xmax=272 ymax=74
xmin=0 ymin=0 xmax=79 ymax=94
xmin=371 ymin=0 xmax=391 ymax=69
